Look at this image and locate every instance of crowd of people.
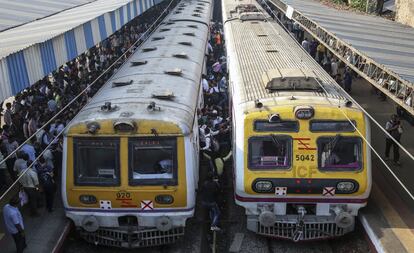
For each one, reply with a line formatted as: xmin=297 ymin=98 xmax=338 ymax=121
xmin=1 ymin=2 xmax=176 ymax=252
xmin=198 ymin=22 xmax=232 ymax=232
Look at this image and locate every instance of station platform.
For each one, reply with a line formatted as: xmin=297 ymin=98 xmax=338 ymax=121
xmin=350 ymin=77 xmax=414 ymax=253
xmin=267 ymin=0 xmax=414 ymax=116
xmin=0 ymin=192 xmax=69 ymax=253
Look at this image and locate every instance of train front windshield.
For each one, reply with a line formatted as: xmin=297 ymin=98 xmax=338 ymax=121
xmin=248 ymin=136 xmax=292 ymax=169
xmin=129 ymin=137 xmax=178 ymax=186
xmin=74 ymin=138 xmax=120 ymax=186
xmin=317 ymin=136 xmax=362 ymax=171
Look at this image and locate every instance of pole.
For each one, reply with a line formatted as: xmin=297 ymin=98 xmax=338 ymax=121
xmin=212 ymin=231 xmax=216 ymax=253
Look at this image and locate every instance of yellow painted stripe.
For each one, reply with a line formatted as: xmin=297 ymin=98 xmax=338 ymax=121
xmin=372 ymin=182 xmax=414 ymax=252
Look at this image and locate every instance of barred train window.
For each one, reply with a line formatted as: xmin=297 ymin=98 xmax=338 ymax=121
xmin=129 ymin=138 xmax=178 ymax=186
xmin=74 ymin=138 xmax=120 ymax=186
xmin=317 ymin=136 xmax=362 ymax=171
xmin=248 ymin=136 xmax=292 ymax=170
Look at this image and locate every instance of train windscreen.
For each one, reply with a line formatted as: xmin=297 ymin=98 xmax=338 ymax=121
xmin=317 ymin=136 xmax=362 ymax=171
xmin=74 ymin=138 xmax=120 ymax=186
xmin=128 ymin=137 xmax=178 ymax=186
xmin=248 ymin=135 xmax=292 ymax=170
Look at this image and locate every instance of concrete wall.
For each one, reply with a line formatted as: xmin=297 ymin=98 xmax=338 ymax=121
xmin=396 ymin=0 xmax=414 ymax=27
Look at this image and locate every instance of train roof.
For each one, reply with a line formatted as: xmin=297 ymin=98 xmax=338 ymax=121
xmin=222 ymin=0 xmax=352 ymax=107
xmin=66 ymin=0 xmax=212 ymax=135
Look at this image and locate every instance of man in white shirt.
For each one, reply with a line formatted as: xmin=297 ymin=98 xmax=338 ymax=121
xmin=211 ymin=110 xmax=223 ymax=129
xmin=301 ymin=38 xmax=310 ymax=53
xmin=3 ymin=102 xmax=12 ymax=126
xmin=331 ymin=59 xmax=338 ymax=77
xmin=201 ymin=75 xmax=209 ymax=93
xmin=19 ymin=166 xmax=40 ymax=216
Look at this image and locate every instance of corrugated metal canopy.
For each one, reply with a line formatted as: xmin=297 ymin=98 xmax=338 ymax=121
xmin=0 ymin=0 xmax=96 ymax=32
xmin=0 ymin=0 xmax=155 ymax=102
xmin=280 ymin=0 xmax=414 ymax=84
xmin=0 ymin=0 xmax=140 ymax=60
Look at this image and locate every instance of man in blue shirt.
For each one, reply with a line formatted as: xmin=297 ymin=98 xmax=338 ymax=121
xmin=3 ymin=195 xmax=26 ymax=252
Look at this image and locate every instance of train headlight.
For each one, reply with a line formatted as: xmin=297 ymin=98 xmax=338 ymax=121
xmin=294 ymin=106 xmax=314 ymax=120
xmin=155 ymin=195 xmax=174 ymax=204
xmin=79 ymin=195 xmax=97 ymax=204
xmin=336 ymin=182 xmax=355 ymax=192
xmin=82 ymin=215 xmax=99 ymax=232
xmin=155 ymin=216 xmax=173 ymax=232
xmin=254 ymin=180 xmax=273 ymax=193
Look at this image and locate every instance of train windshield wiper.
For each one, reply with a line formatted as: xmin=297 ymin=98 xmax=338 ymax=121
xmin=270 ymin=134 xmax=281 ymax=147
xmin=328 ymin=134 xmax=341 ymax=151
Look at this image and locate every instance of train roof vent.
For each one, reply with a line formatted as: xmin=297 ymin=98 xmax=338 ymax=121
xmin=195 ymin=6 xmax=205 ymax=10
xmin=266 ymin=49 xmax=278 ymax=53
xmin=263 ymin=68 xmax=324 ymax=93
xmin=164 ymin=68 xmax=183 ymax=76
xmin=197 ymin=3 xmax=206 ymax=6
xmin=160 ymin=28 xmax=171 ymax=32
xmin=178 ymin=41 xmax=192 ymax=46
xmin=152 ymin=90 xmax=175 ymax=100
xmin=173 ymin=52 xmax=188 ymax=59
xmin=178 ymin=7 xmax=185 ymax=10
xmin=142 ymin=47 xmax=157 ymax=52
xmin=183 ymin=32 xmax=195 ymax=36
xmin=165 ymin=21 xmax=175 ymax=25
xmin=192 ymin=13 xmax=201 ymax=17
xmin=175 ymin=11 xmax=182 ymax=14
xmin=112 ymin=80 xmax=133 ymax=87
xmin=187 ymin=24 xmax=198 ymax=28
xmin=239 ymin=13 xmax=266 ymax=21
xmin=258 ymin=34 xmax=268 ymax=37
xmin=131 ymin=60 xmax=147 ymax=66
xmin=194 ymin=9 xmax=203 ymax=13
xmin=152 ymin=36 xmax=165 ymax=41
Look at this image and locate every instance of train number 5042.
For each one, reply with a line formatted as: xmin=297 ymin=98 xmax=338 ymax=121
xmin=295 ymin=154 xmax=315 ymax=161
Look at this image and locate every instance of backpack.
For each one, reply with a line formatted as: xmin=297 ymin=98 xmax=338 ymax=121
xmin=40 ymin=172 xmax=54 ymax=188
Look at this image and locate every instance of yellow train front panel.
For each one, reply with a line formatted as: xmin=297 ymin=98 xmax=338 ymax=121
xmin=241 ymin=105 xmax=369 ymax=201
xmin=64 ymin=120 xmax=188 ymax=211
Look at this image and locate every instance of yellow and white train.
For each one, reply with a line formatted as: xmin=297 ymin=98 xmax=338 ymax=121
xmin=62 ymin=0 xmax=212 ymax=248
xmin=223 ymin=0 xmax=371 ymax=241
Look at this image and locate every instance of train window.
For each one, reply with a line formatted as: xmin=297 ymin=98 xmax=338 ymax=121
xmin=254 ymin=120 xmax=299 ymax=132
xmin=248 ymin=136 xmax=292 ymax=170
xmin=310 ymin=120 xmax=356 ymax=132
xmin=317 ymin=136 xmax=362 ymax=171
xmin=74 ymin=138 xmax=120 ymax=186
xmin=128 ymin=138 xmax=178 ymax=186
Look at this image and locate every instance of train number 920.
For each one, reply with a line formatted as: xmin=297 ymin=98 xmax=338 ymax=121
xmin=295 ymin=154 xmax=315 ymax=161
xmin=116 ymin=191 xmax=131 ymax=199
